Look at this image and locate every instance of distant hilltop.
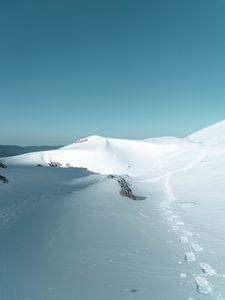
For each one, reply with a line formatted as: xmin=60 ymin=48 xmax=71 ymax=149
xmin=0 ymin=145 xmax=61 ymax=158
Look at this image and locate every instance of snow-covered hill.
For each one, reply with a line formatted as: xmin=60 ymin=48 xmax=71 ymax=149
xmin=3 ymin=135 xmax=202 ymax=177
xmin=1 ymin=120 xmax=225 ymax=299
xmin=188 ymin=119 xmax=225 ymax=145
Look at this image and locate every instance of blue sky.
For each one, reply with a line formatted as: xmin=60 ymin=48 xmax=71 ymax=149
xmin=1 ymin=0 xmax=225 ymax=145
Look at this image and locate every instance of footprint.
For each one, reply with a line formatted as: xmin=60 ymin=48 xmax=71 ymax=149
xmin=176 ymin=221 xmax=185 ymax=225
xmin=180 ymin=201 xmax=197 ymax=206
xmin=172 ymin=225 xmax=180 ymax=232
xmin=185 ymin=252 xmax=196 ymax=262
xmin=180 ymin=273 xmax=187 ymax=278
xmin=183 ymin=230 xmax=194 ymax=237
xmin=167 ymin=217 xmax=174 ymax=223
xmin=179 ymin=236 xmax=189 ymax=244
xmin=199 ymin=263 xmax=217 ymax=276
xmin=191 ymin=243 xmax=203 ymax=252
xmin=171 ymin=214 xmax=178 ymax=218
xmin=194 ymin=276 xmax=212 ymax=295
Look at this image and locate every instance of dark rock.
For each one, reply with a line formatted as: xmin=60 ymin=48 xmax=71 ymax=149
xmin=0 ymin=162 xmax=7 ymax=168
xmin=49 ymin=161 xmax=62 ymax=167
xmin=118 ymin=178 xmax=136 ymax=200
xmin=119 ymin=182 xmax=136 ymax=200
xmin=108 ymin=175 xmax=136 ymax=200
xmin=0 ymin=175 xmax=9 ymax=183
xmin=108 ymin=174 xmax=146 ymax=201
xmin=37 ymin=164 xmax=42 ymax=167
xmin=76 ymin=137 xmax=88 ymax=143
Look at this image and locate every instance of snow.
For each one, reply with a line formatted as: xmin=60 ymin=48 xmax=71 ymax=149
xmin=188 ymin=119 xmax=225 ymax=145
xmin=199 ymin=263 xmax=217 ymax=276
xmin=194 ymin=276 xmax=213 ymax=295
xmin=2 ymin=135 xmax=181 ymax=176
xmin=1 ymin=120 xmax=225 ymax=299
xmin=184 ymin=251 xmax=197 ymax=262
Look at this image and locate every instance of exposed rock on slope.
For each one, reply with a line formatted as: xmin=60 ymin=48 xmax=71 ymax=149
xmin=49 ymin=161 xmax=62 ymax=167
xmin=0 ymin=162 xmax=7 ymax=168
xmin=0 ymin=175 xmax=9 ymax=183
xmin=118 ymin=177 xmax=136 ymax=200
xmin=108 ymin=175 xmax=136 ymax=200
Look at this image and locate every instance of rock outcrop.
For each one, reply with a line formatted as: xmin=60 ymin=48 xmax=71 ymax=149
xmin=108 ymin=175 xmax=136 ymax=200
xmin=0 ymin=175 xmax=9 ymax=183
xmin=0 ymin=162 xmax=7 ymax=168
xmin=49 ymin=161 xmax=62 ymax=167
xmin=76 ymin=137 xmax=88 ymax=143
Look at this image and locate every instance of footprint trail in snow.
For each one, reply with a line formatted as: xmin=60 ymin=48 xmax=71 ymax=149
xmin=158 ymin=145 xmax=224 ymax=298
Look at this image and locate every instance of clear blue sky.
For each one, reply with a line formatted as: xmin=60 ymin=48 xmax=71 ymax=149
xmin=1 ymin=0 xmax=225 ymax=145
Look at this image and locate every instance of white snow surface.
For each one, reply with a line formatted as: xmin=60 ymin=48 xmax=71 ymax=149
xmin=188 ymin=119 xmax=225 ymax=145
xmin=1 ymin=121 xmax=225 ymax=299
xmin=3 ymin=135 xmax=202 ymax=179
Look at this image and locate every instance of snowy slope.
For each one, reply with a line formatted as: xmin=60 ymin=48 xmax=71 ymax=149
xmin=3 ymin=135 xmax=201 ymax=177
xmin=0 ymin=167 xmax=193 ymax=300
xmin=1 ymin=120 xmax=225 ymax=299
xmin=188 ymin=119 xmax=225 ymax=145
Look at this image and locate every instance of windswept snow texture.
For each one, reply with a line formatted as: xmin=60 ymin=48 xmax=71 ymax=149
xmin=1 ymin=121 xmax=225 ymax=299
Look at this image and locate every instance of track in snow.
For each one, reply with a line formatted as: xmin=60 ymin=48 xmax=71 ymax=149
xmin=157 ymin=145 xmax=225 ymax=298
